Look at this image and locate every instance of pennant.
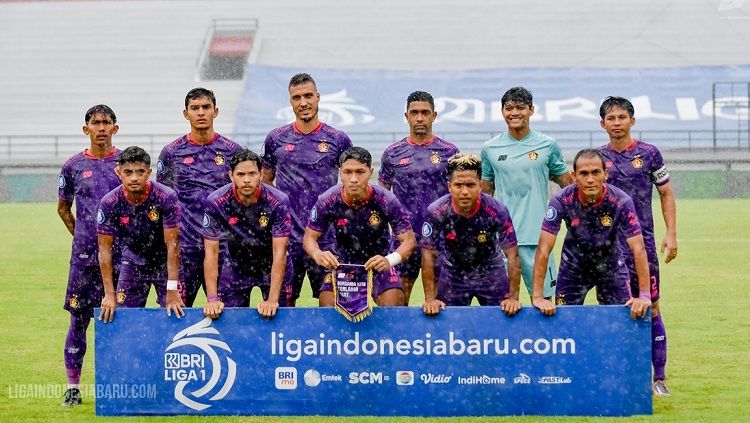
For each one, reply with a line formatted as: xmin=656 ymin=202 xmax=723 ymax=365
xmin=332 ymin=263 xmax=373 ymax=322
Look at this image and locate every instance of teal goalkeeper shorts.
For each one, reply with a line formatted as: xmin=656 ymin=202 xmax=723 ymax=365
xmin=517 ymin=245 xmax=557 ymax=299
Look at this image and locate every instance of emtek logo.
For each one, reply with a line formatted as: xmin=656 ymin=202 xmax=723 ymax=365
xmin=275 ymin=367 xmax=297 ymax=390
xmin=349 ymin=371 xmax=389 ymax=384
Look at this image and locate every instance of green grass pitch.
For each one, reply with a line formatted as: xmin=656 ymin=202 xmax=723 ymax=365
xmin=0 ymin=199 xmax=748 ymax=422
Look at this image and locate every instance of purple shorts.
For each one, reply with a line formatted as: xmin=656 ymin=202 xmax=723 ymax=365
xmin=320 ymin=266 xmax=403 ymax=300
xmin=626 ymin=251 xmax=661 ymax=303
xmin=395 ymin=248 xmax=422 ymax=280
xmin=178 ymin=249 xmax=206 ymax=307
xmin=555 ymin=264 xmax=631 ymax=306
xmin=116 ymin=266 xmax=167 ymax=308
xmin=218 ymin=262 xmax=293 ymax=307
xmin=289 ymin=242 xmax=330 ymax=299
xmin=64 ymin=264 xmax=115 ymax=316
xmin=437 ymin=262 xmax=509 ymax=306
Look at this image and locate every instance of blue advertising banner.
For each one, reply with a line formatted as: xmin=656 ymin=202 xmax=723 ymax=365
xmin=95 ymin=306 xmax=651 ymax=417
xmin=234 ymin=63 xmax=750 ymax=134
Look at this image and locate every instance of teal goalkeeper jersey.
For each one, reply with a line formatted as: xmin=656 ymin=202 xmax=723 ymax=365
xmin=480 ymin=130 xmax=567 ymax=245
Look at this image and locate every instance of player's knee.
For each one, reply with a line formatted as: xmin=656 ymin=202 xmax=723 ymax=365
xmin=376 ymin=288 xmax=404 ymax=307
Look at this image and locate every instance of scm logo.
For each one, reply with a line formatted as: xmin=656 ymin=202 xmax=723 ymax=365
xmin=348 ymin=371 xmax=389 ymax=384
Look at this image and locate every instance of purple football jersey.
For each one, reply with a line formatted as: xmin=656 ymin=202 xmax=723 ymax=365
xmin=97 ymin=181 xmax=181 ymax=278
xmin=59 ymin=148 xmax=122 ymax=266
xmin=542 ymin=184 xmax=641 ymax=276
xmin=600 ymin=140 xmax=669 ymax=253
xmin=421 ymin=193 xmax=517 ymax=270
xmin=157 ymin=134 xmax=240 ymax=251
xmin=307 ymin=184 xmax=412 ymax=264
xmin=378 ymin=136 xmax=459 ymax=240
xmin=202 ymin=183 xmax=292 ymax=276
xmin=262 ymin=123 xmax=352 ymax=244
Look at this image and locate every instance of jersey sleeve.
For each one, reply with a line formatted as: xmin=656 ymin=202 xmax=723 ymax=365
xmin=480 ymin=147 xmax=495 ymax=181
xmin=541 ymin=195 xmax=564 ymax=235
xmin=495 ymin=202 xmax=518 ymax=250
xmin=306 ymin=194 xmax=329 ymax=234
xmin=261 ymin=133 xmax=277 ymax=171
xmin=650 ymin=148 xmax=670 ymax=186
xmin=162 ymin=191 xmax=181 ymax=229
xmin=420 ymin=211 xmax=440 ymax=251
xmin=385 ymin=195 xmax=413 ymax=236
xmin=201 ymin=198 xmax=224 ymax=241
xmin=156 ymin=147 xmax=174 ymax=187
xmin=619 ymin=197 xmax=642 ymax=239
xmin=378 ymin=150 xmax=394 ymax=186
xmin=58 ymin=161 xmax=75 ymax=203
xmin=547 ymin=141 xmax=568 ymax=176
xmin=96 ymin=197 xmax=117 ymax=237
xmin=272 ymin=196 xmax=293 ymax=238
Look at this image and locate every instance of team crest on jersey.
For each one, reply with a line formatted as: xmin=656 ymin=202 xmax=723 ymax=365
xmin=368 ymin=211 xmax=381 ymax=226
xmin=148 ymin=206 xmax=160 ymax=222
xmin=318 ymin=141 xmax=329 ymax=153
xmin=555 ymin=295 xmax=566 ymax=305
xmin=600 ymin=215 xmax=613 ymax=227
xmin=422 ymin=222 xmax=433 ymax=237
xmin=97 ymin=209 xmax=105 ymax=224
xmin=214 ymin=154 xmax=225 ymax=166
xmin=116 ymin=290 xmax=126 ymax=304
xmin=430 ymin=152 xmax=441 ymax=164
xmin=477 ymin=231 xmax=488 ymax=243
xmin=258 ymin=213 xmax=269 ymax=228
xmin=631 ymin=156 xmax=644 ymax=168
xmin=69 ymin=295 xmax=80 ymax=309
xmin=528 ymin=151 xmax=539 ymax=160
xmin=202 ymin=213 xmax=211 ymax=228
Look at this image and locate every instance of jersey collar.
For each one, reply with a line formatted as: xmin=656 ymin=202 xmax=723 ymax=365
xmin=83 ymin=146 xmax=117 ymax=159
xmin=293 ymin=122 xmax=323 ymax=135
xmin=451 ymin=195 xmax=482 ymax=217
xmin=576 ymin=184 xmax=607 ymax=207
xmin=406 ymin=135 xmax=436 ymax=146
xmin=187 ymin=133 xmax=218 ymax=146
xmin=123 ymin=181 xmax=152 ymax=205
xmin=341 ymin=185 xmax=373 ymax=208
xmin=232 ymin=184 xmax=263 ymax=204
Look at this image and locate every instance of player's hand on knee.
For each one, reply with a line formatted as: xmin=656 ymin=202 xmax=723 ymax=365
xmin=500 ymin=298 xmax=522 ymax=316
xmin=99 ymin=293 xmax=117 ymax=323
xmin=166 ymin=290 xmax=185 ymax=318
xmin=203 ymin=300 xmax=224 ymax=319
xmin=257 ymin=300 xmax=279 ymax=318
xmin=532 ymin=296 xmax=556 ymax=316
xmin=625 ymin=297 xmax=651 ymax=320
xmin=364 ymin=255 xmax=390 ymax=272
xmin=422 ymin=298 xmax=446 ymax=316
xmin=313 ymin=251 xmax=339 ymax=269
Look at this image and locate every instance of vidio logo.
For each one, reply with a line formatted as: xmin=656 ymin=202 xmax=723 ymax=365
xmin=164 ymin=317 xmax=236 ymax=410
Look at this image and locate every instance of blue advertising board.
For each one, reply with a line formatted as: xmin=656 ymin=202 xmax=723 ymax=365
xmin=234 ymin=63 xmax=750 ymax=134
xmin=95 ymin=306 xmax=651 ymax=417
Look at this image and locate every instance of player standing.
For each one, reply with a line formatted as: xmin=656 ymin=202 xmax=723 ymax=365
xmin=480 ymin=87 xmax=571 ymax=300
xmin=202 ymin=148 xmax=293 ymax=319
xmin=262 ymin=73 xmax=353 ymax=305
xmin=531 ymin=149 xmax=651 ymax=320
xmin=57 ymin=105 xmax=122 ymax=407
xmin=598 ymin=96 xmax=678 ymax=396
xmin=421 ymin=154 xmax=522 ymax=316
xmin=378 ymin=91 xmax=459 ymax=304
xmin=157 ymin=88 xmax=240 ymax=306
xmin=303 ymin=147 xmax=416 ymax=307
xmin=97 ymin=146 xmax=184 ymax=322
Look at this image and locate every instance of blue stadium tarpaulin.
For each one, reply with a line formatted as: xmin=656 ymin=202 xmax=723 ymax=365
xmin=234 ymin=64 xmax=750 ymax=134
xmin=95 ymin=307 xmax=651 ymax=416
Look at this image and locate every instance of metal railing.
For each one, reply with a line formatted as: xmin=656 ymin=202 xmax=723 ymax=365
xmin=1 ymin=129 xmax=748 ymax=166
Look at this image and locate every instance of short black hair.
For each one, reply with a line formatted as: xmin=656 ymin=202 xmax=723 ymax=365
xmin=289 ymin=73 xmax=316 ymax=89
xmin=501 ymin=87 xmax=533 ymax=108
xmin=84 ymin=104 xmax=116 ymax=124
xmin=339 ymin=146 xmax=371 ymax=167
xmin=599 ymin=96 xmax=635 ymax=119
xmin=406 ymin=91 xmax=435 ymax=111
xmin=446 ymin=153 xmax=482 ymax=179
xmin=573 ymin=149 xmax=606 ymax=172
xmin=118 ymin=146 xmax=151 ymax=166
xmin=185 ymin=87 xmax=216 ymax=109
xmin=230 ymin=148 xmax=262 ymax=172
